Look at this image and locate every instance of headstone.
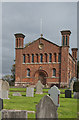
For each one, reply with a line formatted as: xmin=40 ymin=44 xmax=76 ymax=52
xmin=70 ymin=80 xmax=74 ymax=91
xmin=48 ymin=85 xmax=60 ymax=107
xmin=26 ymin=87 xmax=34 ymax=97
xmin=12 ymin=92 xmax=22 ymax=96
xmin=65 ymin=90 xmax=72 ymax=98
xmin=36 ymin=95 xmax=58 ymax=118
xmin=0 ymin=99 xmax=3 ymax=111
xmin=1 ymin=110 xmax=27 ymax=119
xmin=73 ymin=81 xmax=79 ymax=92
xmin=74 ymin=92 xmax=79 ymax=99
xmin=0 ymin=80 xmax=9 ymax=99
xmin=36 ymin=80 xmax=44 ymax=94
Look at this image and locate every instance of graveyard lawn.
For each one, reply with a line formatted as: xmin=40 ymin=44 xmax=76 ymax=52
xmin=3 ymin=88 xmax=77 ymax=118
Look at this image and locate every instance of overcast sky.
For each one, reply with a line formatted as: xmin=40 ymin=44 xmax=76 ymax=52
xmin=1 ymin=2 xmax=78 ymax=76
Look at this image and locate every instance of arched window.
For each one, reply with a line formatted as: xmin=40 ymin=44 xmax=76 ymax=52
xmin=54 ymin=53 xmax=56 ymax=62
xmin=27 ymin=54 xmax=30 ymax=63
xmin=58 ymin=53 xmax=61 ymax=62
xmin=36 ymin=54 xmax=38 ymax=63
xmin=53 ymin=68 xmax=56 ymax=77
xmin=23 ymin=54 xmax=25 ymax=63
xmin=32 ymin=54 xmax=34 ymax=63
xmin=49 ymin=53 xmax=52 ymax=62
xmin=27 ymin=68 xmax=30 ymax=77
xmin=66 ymin=35 xmax=67 ymax=45
xmin=63 ymin=36 xmax=65 ymax=46
xmin=45 ymin=53 xmax=47 ymax=62
xmin=40 ymin=54 xmax=43 ymax=62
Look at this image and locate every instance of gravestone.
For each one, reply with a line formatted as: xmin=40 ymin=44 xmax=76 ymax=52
xmin=74 ymin=92 xmax=79 ymax=99
xmin=1 ymin=110 xmax=27 ymax=119
xmin=0 ymin=99 xmax=3 ymax=111
xmin=70 ymin=80 xmax=74 ymax=91
xmin=0 ymin=80 xmax=9 ymax=99
xmin=12 ymin=92 xmax=22 ymax=96
xmin=65 ymin=90 xmax=72 ymax=98
xmin=48 ymin=85 xmax=60 ymax=107
xmin=36 ymin=95 xmax=58 ymax=118
xmin=36 ymin=80 xmax=44 ymax=94
xmin=26 ymin=87 xmax=34 ymax=97
xmin=73 ymin=81 xmax=79 ymax=92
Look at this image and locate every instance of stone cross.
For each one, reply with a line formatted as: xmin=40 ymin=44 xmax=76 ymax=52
xmin=26 ymin=87 xmax=34 ymax=97
xmin=36 ymin=80 xmax=44 ymax=94
xmin=48 ymin=85 xmax=60 ymax=107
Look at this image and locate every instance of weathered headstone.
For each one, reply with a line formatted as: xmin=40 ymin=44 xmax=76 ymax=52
xmin=12 ymin=92 xmax=22 ymax=96
xmin=26 ymin=87 xmax=34 ymax=97
xmin=36 ymin=80 xmax=43 ymax=94
xmin=65 ymin=90 xmax=72 ymax=98
xmin=0 ymin=80 xmax=9 ymax=99
xmin=48 ymin=85 xmax=60 ymax=107
xmin=1 ymin=110 xmax=27 ymax=119
xmin=36 ymin=95 xmax=58 ymax=118
xmin=0 ymin=99 xmax=3 ymax=111
xmin=74 ymin=92 xmax=79 ymax=99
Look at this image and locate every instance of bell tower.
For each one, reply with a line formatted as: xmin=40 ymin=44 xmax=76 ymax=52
xmin=14 ymin=33 xmax=25 ymax=48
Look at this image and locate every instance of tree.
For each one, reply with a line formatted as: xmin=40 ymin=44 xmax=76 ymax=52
xmin=11 ymin=64 xmax=15 ymax=82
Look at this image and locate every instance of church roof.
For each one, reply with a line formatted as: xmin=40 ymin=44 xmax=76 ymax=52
xmin=24 ymin=37 xmax=59 ymax=48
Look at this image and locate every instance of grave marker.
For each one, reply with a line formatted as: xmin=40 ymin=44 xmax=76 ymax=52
xmin=36 ymin=80 xmax=44 ymax=94
xmin=36 ymin=95 xmax=58 ymax=118
xmin=1 ymin=110 xmax=27 ymax=119
xmin=48 ymin=85 xmax=60 ymax=107
xmin=0 ymin=80 xmax=9 ymax=99
xmin=0 ymin=99 xmax=3 ymax=111
xmin=26 ymin=87 xmax=34 ymax=97
xmin=65 ymin=90 xmax=72 ymax=98
xmin=74 ymin=92 xmax=79 ymax=99
xmin=73 ymin=81 xmax=79 ymax=92
xmin=12 ymin=92 xmax=22 ymax=96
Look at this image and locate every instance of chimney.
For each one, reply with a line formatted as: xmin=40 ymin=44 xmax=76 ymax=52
xmin=61 ymin=30 xmax=71 ymax=47
xmin=14 ymin=33 xmax=25 ymax=48
xmin=71 ymin=48 xmax=78 ymax=60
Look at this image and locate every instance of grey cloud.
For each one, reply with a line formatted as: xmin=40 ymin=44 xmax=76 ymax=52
xmin=2 ymin=2 xmax=77 ymax=75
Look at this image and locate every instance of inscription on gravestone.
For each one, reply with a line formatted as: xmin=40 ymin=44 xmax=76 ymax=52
xmin=26 ymin=87 xmax=34 ymax=97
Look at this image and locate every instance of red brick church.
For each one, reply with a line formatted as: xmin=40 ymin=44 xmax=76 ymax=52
xmin=14 ymin=30 xmax=78 ymax=87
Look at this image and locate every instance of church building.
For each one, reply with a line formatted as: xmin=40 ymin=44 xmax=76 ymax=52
xmin=14 ymin=30 xmax=78 ymax=87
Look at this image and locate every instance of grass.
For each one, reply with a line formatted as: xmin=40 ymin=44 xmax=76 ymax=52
xmin=3 ymin=88 xmax=78 ymax=118
xmin=9 ymin=87 xmax=67 ymax=93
